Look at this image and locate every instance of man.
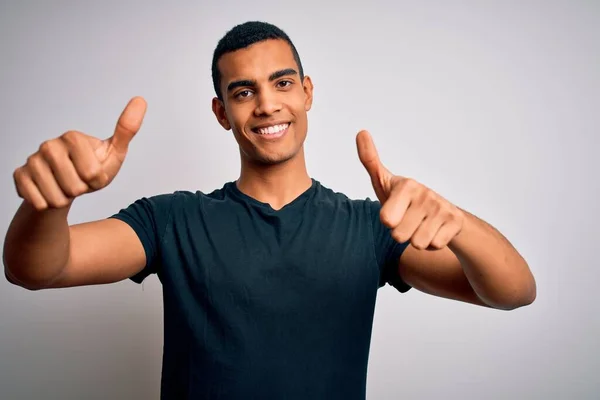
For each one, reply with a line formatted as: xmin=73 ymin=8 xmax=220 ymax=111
xmin=4 ymin=21 xmax=536 ymax=399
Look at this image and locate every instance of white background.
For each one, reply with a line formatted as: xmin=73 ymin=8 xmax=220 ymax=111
xmin=1 ymin=1 xmax=598 ymax=399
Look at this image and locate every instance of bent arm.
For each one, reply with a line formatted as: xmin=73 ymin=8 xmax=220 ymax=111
xmin=398 ymin=209 xmax=536 ymax=310
xmin=4 ymin=200 xmax=145 ymax=290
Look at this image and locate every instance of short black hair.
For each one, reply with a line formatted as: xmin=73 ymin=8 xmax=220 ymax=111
xmin=211 ymin=21 xmax=305 ymax=101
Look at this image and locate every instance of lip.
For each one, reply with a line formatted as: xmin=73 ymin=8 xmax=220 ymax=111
xmin=251 ymin=122 xmax=291 ymax=140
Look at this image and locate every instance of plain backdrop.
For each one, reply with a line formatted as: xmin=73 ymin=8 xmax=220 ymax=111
xmin=1 ymin=1 xmax=598 ymax=399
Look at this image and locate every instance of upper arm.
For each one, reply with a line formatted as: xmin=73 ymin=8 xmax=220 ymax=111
xmin=398 ymin=244 xmax=491 ymax=308
xmin=46 ymin=218 xmax=146 ymax=288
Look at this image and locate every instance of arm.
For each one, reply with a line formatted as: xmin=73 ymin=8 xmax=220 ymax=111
xmin=4 ymin=201 xmax=145 ymax=290
xmin=398 ymin=209 xmax=536 ymax=310
xmin=4 ymin=97 xmax=148 ymax=290
xmin=356 ymin=130 xmax=536 ymax=310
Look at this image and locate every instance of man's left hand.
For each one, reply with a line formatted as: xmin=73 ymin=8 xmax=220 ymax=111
xmin=356 ymin=130 xmax=465 ymax=250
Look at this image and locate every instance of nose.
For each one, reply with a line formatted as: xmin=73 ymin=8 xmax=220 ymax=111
xmin=254 ymin=89 xmax=282 ymax=117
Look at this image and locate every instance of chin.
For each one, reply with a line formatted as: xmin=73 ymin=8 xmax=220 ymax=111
xmin=255 ymin=153 xmax=295 ymax=165
xmin=252 ymin=148 xmax=299 ymax=166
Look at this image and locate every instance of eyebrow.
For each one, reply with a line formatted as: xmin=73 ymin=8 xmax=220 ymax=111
xmin=226 ymin=68 xmax=298 ymax=93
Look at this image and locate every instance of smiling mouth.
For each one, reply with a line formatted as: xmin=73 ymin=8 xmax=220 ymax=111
xmin=251 ymin=123 xmax=290 ymax=139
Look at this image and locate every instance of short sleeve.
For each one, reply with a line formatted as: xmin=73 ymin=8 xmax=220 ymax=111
xmin=366 ymin=199 xmax=412 ymax=293
xmin=109 ymin=193 xmax=174 ymax=283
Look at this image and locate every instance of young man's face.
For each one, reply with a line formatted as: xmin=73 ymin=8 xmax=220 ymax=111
xmin=212 ymin=39 xmax=313 ymax=165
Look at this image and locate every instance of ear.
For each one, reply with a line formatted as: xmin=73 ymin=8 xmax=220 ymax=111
xmin=302 ymin=76 xmax=314 ymax=112
xmin=212 ymin=97 xmax=231 ymax=130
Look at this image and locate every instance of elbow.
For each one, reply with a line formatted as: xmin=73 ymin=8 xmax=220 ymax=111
xmin=519 ymin=281 xmax=537 ymax=307
xmin=4 ymin=259 xmax=51 ymax=291
xmin=500 ymin=290 xmax=536 ymax=311
xmin=492 ymin=276 xmax=537 ymax=311
xmin=517 ymin=260 xmax=537 ymax=307
xmin=3 ymin=251 xmax=61 ymax=291
xmin=516 ymin=268 xmax=537 ymax=308
xmin=5 ymin=269 xmax=46 ymax=291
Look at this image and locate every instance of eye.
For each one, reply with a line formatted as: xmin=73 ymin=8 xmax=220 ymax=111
xmin=235 ymin=89 xmax=253 ymax=99
xmin=277 ymin=80 xmax=293 ymax=88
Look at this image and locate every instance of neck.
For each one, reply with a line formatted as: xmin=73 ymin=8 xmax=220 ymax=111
xmin=236 ymin=147 xmax=312 ymax=210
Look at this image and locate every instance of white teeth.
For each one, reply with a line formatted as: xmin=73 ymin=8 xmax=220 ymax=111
xmin=257 ymin=123 xmax=289 ymax=135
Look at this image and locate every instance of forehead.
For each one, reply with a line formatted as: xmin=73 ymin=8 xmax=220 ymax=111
xmin=218 ymin=39 xmax=298 ymax=82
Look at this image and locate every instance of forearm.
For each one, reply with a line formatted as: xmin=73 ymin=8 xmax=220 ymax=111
xmin=448 ymin=209 xmax=536 ymax=310
xmin=3 ymin=201 xmax=72 ymax=289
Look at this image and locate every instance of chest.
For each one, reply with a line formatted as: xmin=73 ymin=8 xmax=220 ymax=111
xmin=159 ymin=208 xmax=380 ymax=314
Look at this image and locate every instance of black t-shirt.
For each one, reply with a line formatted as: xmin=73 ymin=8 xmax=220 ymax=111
xmin=111 ymin=178 xmax=410 ymax=399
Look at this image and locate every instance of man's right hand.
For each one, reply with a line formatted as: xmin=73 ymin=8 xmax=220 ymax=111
xmin=13 ymin=96 xmax=147 ymax=211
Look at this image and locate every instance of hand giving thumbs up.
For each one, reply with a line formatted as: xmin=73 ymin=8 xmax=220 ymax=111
xmin=13 ymin=96 xmax=147 ymax=210
xmin=356 ymin=130 xmax=464 ymax=250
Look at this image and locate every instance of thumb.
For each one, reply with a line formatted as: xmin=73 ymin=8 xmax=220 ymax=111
xmin=356 ymin=130 xmax=388 ymax=181
xmin=109 ymin=96 xmax=147 ymax=152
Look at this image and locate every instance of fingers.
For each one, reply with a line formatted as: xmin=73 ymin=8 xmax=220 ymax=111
xmin=13 ymin=167 xmax=48 ymax=210
xmin=110 ymin=96 xmax=147 ymax=152
xmin=409 ymin=212 xmax=446 ymax=250
xmin=380 ymin=177 xmax=423 ymax=228
xmin=21 ymin=153 xmax=72 ymax=209
xmin=14 ymin=130 xmax=109 ymax=210
xmin=60 ymin=131 xmax=108 ymax=190
xmin=428 ymin=220 xmax=462 ymax=249
xmin=391 ymin=208 xmax=448 ymax=250
xmin=388 ymin=190 xmax=429 ymax=245
xmin=380 ymin=185 xmax=412 ymax=228
xmin=12 ymin=97 xmax=145 ymax=211
xmin=384 ymin=180 xmax=464 ymax=250
xmin=40 ymin=136 xmax=90 ymax=196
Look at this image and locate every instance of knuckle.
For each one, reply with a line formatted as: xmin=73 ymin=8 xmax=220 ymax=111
xmin=379 ymin=211 xmax=394 ymax=228
xmin=55 ymin=198 xmax=71 ymax=208
xmin=430 ymin=238 xmax=446 ymax=249
xmin=425 ymin=190 xmax=437 ymax=202
xmin=391 ymin=230 xmax=407 ymax=243
xmin=39 ymin=140 xmax=64 ymax=163
xmin=72 ymin=182 xmax=89 ymax=197
xmin=410 ymin=238 xmax=425 ymax=250
xmin=62 ymin=130 xmax=77 ymax=140
xmin=404 ymin=178 xmax=417 ymax=189
xmin=76 ymin=181 xmax=90 ymax=194
xmin=13 ymin=167 xmax=24 ymax=182
xmin=62 ymin=185 xmax=79 ymax=198
xmin=32 ymin=201 xmax=48 ymax=211
xmin=26 ymin=154 xmax=42 ymax=169
xmin=435 ymin=233 xmax=450 ymax=247
xmin=61 ymin=130 xmax=81 ymax=145
xmin=49 ymin=195 xmax=70 ymax=209
xmin=442 ymin=208 xmax=457 ymax=221
xmin=430 ymin=201 xmax=442 ymax=215
xmin=79 ymin=165 xmax=102 ymax=182
xmin=443 ymin=209 xmax=455 ymax=220
xmin=13 ymin=170 xmax=25 ymax=196
xmin=38 ymin=140 xmax=54 ymax=156
xmin=97 ymin=173 xmax=110 ymax=187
